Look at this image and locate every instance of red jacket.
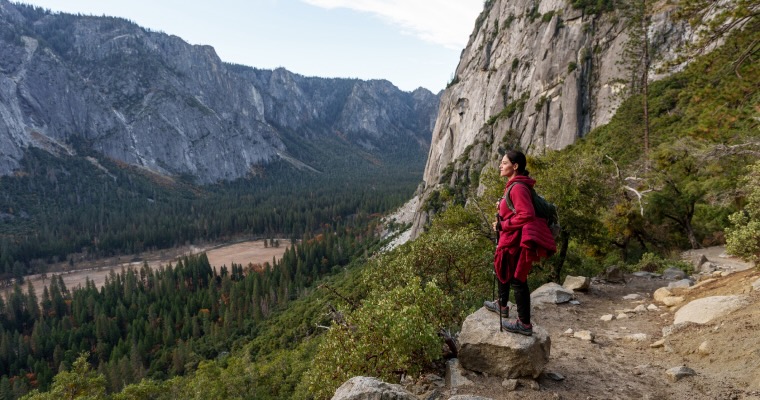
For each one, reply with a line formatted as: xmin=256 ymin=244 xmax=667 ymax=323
xmin=494 ymin=175 xmax=556 ymax=282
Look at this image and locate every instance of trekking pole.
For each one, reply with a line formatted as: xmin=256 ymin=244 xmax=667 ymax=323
xmin=495 ymin=213 xmax=502 ymax=332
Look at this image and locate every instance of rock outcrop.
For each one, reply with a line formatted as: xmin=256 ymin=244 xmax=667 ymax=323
xmin=331 ymin=377 xmax=417 ymax=400
xmin=0 ymin=1 xmax=439 ymax=183
xmin=410 ymin=0 xmax=692 ymax=236
xmin=673 ymin=295 xmax=750 ymax=325
xmin=458 ymin=308 xmax=550 ymax=379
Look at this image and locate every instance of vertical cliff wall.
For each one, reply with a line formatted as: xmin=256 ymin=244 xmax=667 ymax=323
xmin=410 ymin=0 xmax=690 ymax=236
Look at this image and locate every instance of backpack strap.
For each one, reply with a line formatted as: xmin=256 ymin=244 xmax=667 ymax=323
xmin=503 ymin=181 xmax=533 ymax=213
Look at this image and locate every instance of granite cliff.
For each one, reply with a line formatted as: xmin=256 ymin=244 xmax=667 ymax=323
xmin=0 ymin=1 xmax=438 ymax=183
xmin=410 ymin=0 xmax=693 ymax=236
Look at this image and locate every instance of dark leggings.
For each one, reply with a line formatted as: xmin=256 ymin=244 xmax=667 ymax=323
xmin=497 ymin=250 xmax=531 ymax=325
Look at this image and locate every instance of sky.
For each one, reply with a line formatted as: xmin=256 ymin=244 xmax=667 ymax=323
xmin=13 ymin=0 xmax=484 ymax=92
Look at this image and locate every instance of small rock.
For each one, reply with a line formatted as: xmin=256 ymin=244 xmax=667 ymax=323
xmin=753 ymin=278 xmax=760 ymax=292
xmin=662 ymin=267 xmax=686 ymax=280
xmin=502 ymin=379 xmax=518 ymax=391
xmin=632 ymin=271 xmax=660 ymax=278
xmin=712 ymin=270 xmax=724 ymax=277
xmin=616 ymin=313 xmax=629 ymax=320
xmin=600 ymin=314 xmax=614 ymax=321
xmin=573 ymin=330 xmax=594 ymax=341
xmin=662 ymin=296 xmax=685 ymax=306
xmin=647 ymin=304 xmax=659 ymax=311
xmin=650 ymin=339 xmax=665 ymax=348
xmin=624 ymin=333 xmax=648 ymax=342
xmin=563 ymin=328 xmax=574 ymax=336
xmin=721 ymin=271 xmax=731 ymax=277
xmin=446 ymin=359 xmax=473 ymax=389
xmin=569 ymin=300 xmax=581 ymax=305
xmin=698 ymin=261 xmax=717 ymax=274
xmin=520 ymin=379 xmax=540 ymax=391
xmin=563 ymin=275 xmax=591 ymax=291
xmin=668 ymin=279 xmax=693 ymax=289
xmin=623 ymin=293 xmax=643 ymax=300
xmin=634 ymin=304 xmax=647 ymax=313
xmin=653 ymin=287 xmax=673 ymax=302
xmin=665 ymin=366 xmax=696 ymax=382
xmin=698 ymin=341 xmax=711 ymax=355
xmin=546 ymin=372 xmax=565 ymax=381
xmin=694 ymin=254 xmax=708 ymax=268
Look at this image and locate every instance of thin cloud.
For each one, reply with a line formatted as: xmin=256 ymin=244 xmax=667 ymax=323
xmin=302 ymin=0 xmax=483 ymax=49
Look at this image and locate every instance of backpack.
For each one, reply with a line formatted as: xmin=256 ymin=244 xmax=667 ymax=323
xmin=503 ymin=182 xmax=561 ymax=239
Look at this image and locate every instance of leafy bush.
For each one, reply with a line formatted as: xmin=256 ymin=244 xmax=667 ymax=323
xmin=726 ymin=161 xmax=760 ymax=264
xmin=302 ymin=275 xmax=451 ymax=399
xmin=635 ymin=252 xmax=693 ymax=275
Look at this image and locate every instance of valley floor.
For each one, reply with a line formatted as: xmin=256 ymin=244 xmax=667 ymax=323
xmin=2 ymin=239 xmax=289 ymax=298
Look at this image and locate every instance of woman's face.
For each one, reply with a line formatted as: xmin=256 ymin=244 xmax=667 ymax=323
xmin=500 ymin=155 xmax=518 ymax=178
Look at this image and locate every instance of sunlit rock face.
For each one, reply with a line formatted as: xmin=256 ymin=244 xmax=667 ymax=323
xmin=410 ymin=0 xmax=691 ymax=236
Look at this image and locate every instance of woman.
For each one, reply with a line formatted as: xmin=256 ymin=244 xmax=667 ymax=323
xmin=485 ymin=150 xmax=556 ymax=336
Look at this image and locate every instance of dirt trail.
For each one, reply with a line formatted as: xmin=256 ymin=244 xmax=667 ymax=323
xmin=443 ymin=248 xmax=760 ymax=400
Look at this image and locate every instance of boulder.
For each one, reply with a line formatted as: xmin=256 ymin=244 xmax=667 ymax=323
xmin=458 ymin=308 xmax=550 ymax=379
xmin=674 ymin=295 xmax=750 ymax=324
xmin=602 ymin=265 xmax=626 ymax=283
xmin=531 ymin=283 xmax=574 ymax=305
xmin=653 ymin=287 xmax=673 ymax=302
xmin=662 ymin=267 xmax=686 ymax=280
xmin=563 ymin=275 xmax=591 ymax=291
xmin=331 ymin=377 xmax=417 ymax=400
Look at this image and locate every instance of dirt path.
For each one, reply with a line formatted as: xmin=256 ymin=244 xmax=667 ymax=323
xmin=2 ymin=240 xmax=288 ymax=299
xmin=440 ymin=248 xmax=760 ymax=400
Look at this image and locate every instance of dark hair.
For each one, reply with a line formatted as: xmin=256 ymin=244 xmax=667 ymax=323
xmin=506 ymin=150 xmax=529 ymax=176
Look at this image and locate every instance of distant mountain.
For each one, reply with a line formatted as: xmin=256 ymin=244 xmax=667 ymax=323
xmin=0 ymin=0 xmax=439 ymax=183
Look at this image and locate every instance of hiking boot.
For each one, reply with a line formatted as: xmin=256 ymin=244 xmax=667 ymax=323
xmin=502 ymin=318 xmax=533 ymax=336
xmin=483 ymin=300 xmax=509 ymax=318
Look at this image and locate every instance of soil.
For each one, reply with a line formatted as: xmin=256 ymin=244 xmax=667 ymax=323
xmin=439 ymin=247 xmax=760 ymax=400
xmin=2 ymin=240 xmax=288 ymax=299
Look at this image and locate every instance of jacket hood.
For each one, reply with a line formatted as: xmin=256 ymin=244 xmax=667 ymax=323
xmin=507 ymin=175 xmax=536 ymax=187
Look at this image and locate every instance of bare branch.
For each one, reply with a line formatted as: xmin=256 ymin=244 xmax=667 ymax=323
xmin=703 ymin=142 xmax=760 ymax=159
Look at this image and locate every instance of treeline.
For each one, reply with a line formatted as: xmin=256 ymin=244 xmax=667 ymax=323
xmin=0 ymin=222 xmax=374 ymax=399
xmin=0 ymin=146 xmax=420 ymax=280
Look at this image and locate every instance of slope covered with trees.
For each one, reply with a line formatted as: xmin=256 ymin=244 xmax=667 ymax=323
xmin=6 ymin=2 xmax=759 ymax=400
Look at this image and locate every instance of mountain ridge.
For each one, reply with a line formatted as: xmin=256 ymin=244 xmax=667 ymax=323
xmin=0 ymin=0 xmax=439 ymax=183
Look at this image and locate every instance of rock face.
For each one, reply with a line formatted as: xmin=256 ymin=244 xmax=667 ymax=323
xmin=0 ymin=1 xmax=439 ymax=183
xmin=410 ymin=0 xmax=691 ymax=236
xmin=331 ymin=377 xmax=417 ymax=400
xmin=458 ymin=308 xmax=550 ymax=379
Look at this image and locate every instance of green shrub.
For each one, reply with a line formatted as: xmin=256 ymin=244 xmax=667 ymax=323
xmin=303 ymin=276 xmax=451 ymax=399
xmin=726 ymin=160 xmax=760 ymax=264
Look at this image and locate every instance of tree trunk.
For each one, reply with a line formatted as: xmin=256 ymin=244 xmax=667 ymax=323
xmin=552 ymin=232 xmax=570 ymax=283
xmin=642 ymin=0 xmax=650 ymax=171
xmin=684 ymin=218 xmax=700 ymax=249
